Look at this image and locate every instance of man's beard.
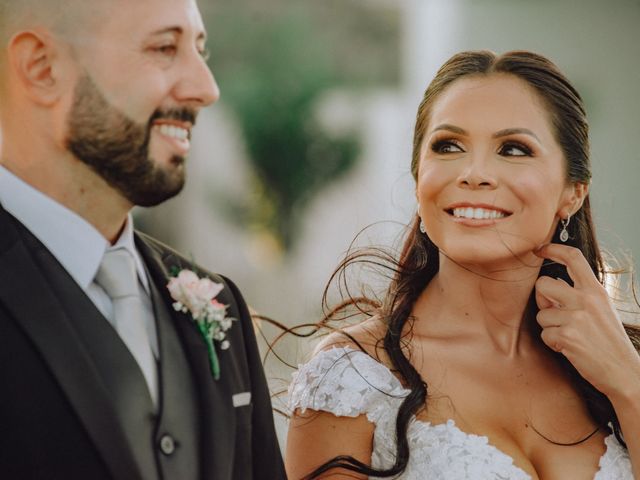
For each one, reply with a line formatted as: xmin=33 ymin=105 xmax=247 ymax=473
xmin=65 ymin=74 xmax=196 ymax=207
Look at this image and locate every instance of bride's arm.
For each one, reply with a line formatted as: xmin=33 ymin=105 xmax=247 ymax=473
xmin=286 ymin=410 xmax=374 ymax=479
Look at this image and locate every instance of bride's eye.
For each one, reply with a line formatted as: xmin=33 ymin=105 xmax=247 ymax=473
xmin=499 ymin=142 xmax=533 ymax=157
xmin=431 ymin=139 xmax=464 ymax=154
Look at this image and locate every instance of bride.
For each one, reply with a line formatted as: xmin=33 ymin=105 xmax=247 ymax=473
xmin=285 ymin=50 xmax=639 ymax=479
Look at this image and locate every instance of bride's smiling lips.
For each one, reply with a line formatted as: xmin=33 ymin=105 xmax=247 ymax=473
xmin=444 ymin=202 xmax=513 ymax=226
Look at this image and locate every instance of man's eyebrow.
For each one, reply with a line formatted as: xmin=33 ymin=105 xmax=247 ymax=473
xmin=492 ymin=128 xmax=540 ymax=142
xmin=149 ymin=26 xmax=207 ymax=42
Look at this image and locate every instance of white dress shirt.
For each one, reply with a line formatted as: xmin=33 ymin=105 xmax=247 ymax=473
xmin=0 ymin=165 xmax=159 ymax=403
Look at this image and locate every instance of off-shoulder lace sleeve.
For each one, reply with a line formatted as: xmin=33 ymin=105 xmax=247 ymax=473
xmin=594 ymin=434 xmax=634 ymax=479
xmin=288 ymin=346 xmax=409 ymax=423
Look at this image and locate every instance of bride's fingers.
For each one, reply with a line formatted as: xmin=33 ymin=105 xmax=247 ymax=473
xmin=535 ymin=275 xmax=578 ymax=310
xmin=535 ymin=244 xmax=600 ymax=290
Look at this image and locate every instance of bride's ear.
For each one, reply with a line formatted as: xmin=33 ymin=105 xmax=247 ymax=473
xmin=558 ymin=182 xmax=589 ymax=218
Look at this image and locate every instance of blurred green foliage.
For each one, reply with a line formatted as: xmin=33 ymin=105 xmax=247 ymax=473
xmin=202 ymin=0 xmax=400 ymax=253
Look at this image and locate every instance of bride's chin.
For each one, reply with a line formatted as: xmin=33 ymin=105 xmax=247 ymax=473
xmin=438 ymin=248 xmax=542 ymax=275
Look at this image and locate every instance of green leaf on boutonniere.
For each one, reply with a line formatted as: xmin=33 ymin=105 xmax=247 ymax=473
xmin=167 ymin=269 xmax=236 ymax=381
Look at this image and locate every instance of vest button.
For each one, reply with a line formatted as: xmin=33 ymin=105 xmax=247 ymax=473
xmin=159 ymin=434 xmax=176 ymax=456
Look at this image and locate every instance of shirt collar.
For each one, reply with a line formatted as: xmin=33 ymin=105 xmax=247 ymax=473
xmin=0 ymin=165 xmax=149 ymax=293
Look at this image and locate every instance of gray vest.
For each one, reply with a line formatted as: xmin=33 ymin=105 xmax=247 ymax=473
xmin=37 ymin=248 xmax=201 ymax=480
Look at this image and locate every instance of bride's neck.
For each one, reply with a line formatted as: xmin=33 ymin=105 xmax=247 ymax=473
xmin=412 ymin=252 xmax=543 ymax=356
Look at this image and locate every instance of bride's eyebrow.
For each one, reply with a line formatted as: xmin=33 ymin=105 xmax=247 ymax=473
xmin=493 ymin=128 xmax=541 ymax=142
xmin=429 ymin=124 xmax=467 ymax=136
xmin=428 ymin=125 xmax=542 ymax=144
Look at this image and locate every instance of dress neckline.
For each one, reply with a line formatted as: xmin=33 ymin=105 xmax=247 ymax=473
xmin=323 ymin=346 xmax=614 ymax=479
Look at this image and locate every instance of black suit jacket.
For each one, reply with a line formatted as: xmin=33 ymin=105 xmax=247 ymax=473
xmin=0 ymin=203 xmax=286 ymax=479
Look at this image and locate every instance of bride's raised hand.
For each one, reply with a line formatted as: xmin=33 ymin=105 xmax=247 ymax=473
xmin=534 ymin=243 xmax=640 ymax=402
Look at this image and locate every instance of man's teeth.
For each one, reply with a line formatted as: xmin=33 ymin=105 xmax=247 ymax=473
xmin=452 ymin=207 xmax=506 ymax=220
xmin=155 ymin=124 xmax=189 ymax=141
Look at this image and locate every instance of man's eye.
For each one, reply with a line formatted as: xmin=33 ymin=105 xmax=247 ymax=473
xmin=431 ymin=140 xmax=464 ymax=154
xmin=154 ymin=45 xmax=177 ymax=56
xmin=499 ymin=142 xmax=532 ymax=157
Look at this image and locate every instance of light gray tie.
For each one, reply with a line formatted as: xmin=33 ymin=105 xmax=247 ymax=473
xmin=95 ymin=249 xmax=157 ymax=405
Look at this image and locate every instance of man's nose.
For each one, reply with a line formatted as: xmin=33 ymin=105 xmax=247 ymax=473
xmin=174 ymin=52 xmax=220 ymax=108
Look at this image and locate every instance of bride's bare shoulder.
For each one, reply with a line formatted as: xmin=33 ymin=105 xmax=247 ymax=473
xmin=312 ymin=315 xmax=389 ymax=361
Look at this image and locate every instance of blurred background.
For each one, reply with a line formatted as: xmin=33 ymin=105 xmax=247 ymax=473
xmin=132 ymin=0 xmax=640 ymax=444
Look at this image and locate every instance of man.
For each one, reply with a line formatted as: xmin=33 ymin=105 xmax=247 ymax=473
xmin=0 ymin=0 xmax=286 ymax=478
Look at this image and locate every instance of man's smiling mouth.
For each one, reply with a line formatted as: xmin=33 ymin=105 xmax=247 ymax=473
xmin=152 ymin=121 xmax=192 ymax=141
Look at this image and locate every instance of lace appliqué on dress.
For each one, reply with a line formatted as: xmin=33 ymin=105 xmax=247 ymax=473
xmin=594 ymin=433 xmax=634 ymax=480
xmin=288 ymin=347 xmax=407 ymax=423
xmin=288 ymin=346 xmax=634 ymax=480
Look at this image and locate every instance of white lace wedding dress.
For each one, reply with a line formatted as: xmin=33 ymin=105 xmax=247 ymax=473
xmin=288 ymin=346 xmax=634 ymax=479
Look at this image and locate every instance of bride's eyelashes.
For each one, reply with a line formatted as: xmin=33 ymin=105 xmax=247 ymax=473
xmin=431 ymin=138 xmax=465 ymax=154
xmin=429 ymin=138 xmax=536 ymax=157
xmin=498 ymin=141 xmax=534 ymax=157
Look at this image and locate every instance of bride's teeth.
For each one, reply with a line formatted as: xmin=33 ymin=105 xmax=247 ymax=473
xmin=452 ymin=207 xmax=506 ymax=220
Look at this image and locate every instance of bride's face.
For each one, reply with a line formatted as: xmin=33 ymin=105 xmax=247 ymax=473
xmin=416 ymin=73 xmax=579 ymax=271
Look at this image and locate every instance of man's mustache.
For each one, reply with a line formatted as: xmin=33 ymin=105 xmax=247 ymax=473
xmin=149 ymin=108 xmax=198 ymax=126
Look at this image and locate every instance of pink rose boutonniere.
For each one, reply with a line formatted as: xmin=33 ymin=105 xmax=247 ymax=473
xmin=167 ymin=269 xmax=236 ymax=380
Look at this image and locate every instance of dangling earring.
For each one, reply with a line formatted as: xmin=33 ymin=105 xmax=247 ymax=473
xmin=559 ymin=215 xmax=571 ymax=243
xmin=419 ymin=219 xmax=426 ymax=233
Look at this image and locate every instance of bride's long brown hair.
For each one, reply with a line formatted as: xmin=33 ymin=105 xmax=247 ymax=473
xmin=296 ymin=50 xmax=640 ymax=479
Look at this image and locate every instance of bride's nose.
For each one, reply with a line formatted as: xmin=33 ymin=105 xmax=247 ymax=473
xmin=456 ymin=152 xmax=498 ymax=190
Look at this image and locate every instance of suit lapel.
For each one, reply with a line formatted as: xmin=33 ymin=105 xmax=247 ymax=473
xmin=0 ymin=207 xmax=143 ymax=479
xmin=135 ymin=234 xmax=237 ymax=479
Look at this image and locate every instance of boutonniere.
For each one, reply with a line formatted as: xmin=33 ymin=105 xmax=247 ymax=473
xmin=167 ymin=269 xmax=236 ymax=380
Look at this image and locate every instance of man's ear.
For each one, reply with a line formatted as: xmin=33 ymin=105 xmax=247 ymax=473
xmin=558 ymin=181 xmax=589 ymax=218
xmin=8 ymin=29 xmax=67 ymax=106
